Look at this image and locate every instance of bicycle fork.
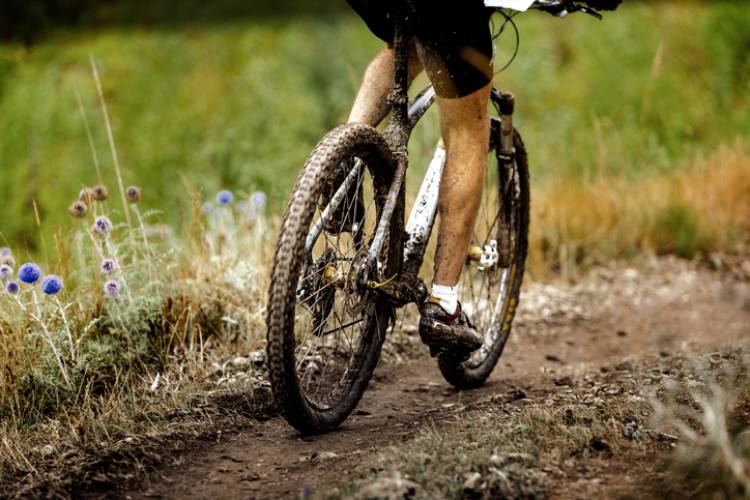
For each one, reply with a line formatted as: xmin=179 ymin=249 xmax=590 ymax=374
xmin=494 ymin=90 xmax=517 ymax=268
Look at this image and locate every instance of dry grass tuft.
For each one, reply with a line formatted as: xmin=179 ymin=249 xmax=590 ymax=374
xmin=331 ymin=349 xmax=750 ymax=499
xmin=529 ymin=141 xmax=750 ymax=277
xmin=650 ymin=354 xmax=750 ymax=498
xmin=0 ymin=183 xmax=274 ymax=490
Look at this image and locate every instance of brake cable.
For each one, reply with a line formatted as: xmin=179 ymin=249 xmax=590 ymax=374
xmin=491 ymin=9 xmax=521 ymax=74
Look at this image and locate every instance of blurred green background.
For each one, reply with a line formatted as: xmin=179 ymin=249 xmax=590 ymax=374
xmin=0 ymin=0 xmax=748 ymax=261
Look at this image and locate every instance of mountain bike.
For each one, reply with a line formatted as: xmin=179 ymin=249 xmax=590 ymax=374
xmin=266 ymin=0 xmax=608 ymax=434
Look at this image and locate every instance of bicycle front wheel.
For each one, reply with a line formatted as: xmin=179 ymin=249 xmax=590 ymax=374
xmin=266 ymin=123 xmax=399 ymax=434
xmin=438 ymin=126 xmax=530 ymax=389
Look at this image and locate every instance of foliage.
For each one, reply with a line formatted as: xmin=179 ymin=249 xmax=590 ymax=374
xmin=1 ymin=1 xmax=749 ymax=267
xmin=651 ymin=355 xmax=750 ymax=498
xmin=328 ymin=349 xmax=750 ymax=499
xmin=0 ymin=152 xmax=272 ymax=483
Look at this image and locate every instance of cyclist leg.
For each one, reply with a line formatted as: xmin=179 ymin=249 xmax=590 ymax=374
xmin=433 ymin=82 xmax=492 ymax=287
xmin=346 ymin=0 xmax=423 ymax=126
xmin=417 ymin=81 xmax=491 ymax=360
xmin=416 ymin=1 xmax=493 ymax=359
xmin=415 ymin=1 xmax=493 ymax=294
xmin=348 ymin=42 xmax=422 ymax=126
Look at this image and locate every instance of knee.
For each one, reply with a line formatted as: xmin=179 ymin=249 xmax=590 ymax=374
xmin=438 ymin=93 xmax=491 ymax=146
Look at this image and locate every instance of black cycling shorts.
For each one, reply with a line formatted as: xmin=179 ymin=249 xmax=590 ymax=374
xmin=346 ymin=0 xmax=493 ymax=99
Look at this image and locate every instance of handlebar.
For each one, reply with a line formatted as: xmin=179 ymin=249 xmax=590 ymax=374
xmin=529 ymin=1 xmax=604 ymax=20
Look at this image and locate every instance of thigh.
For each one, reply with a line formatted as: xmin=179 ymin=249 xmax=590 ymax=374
xmin=413 ymin=0 xmax=494 ymax=99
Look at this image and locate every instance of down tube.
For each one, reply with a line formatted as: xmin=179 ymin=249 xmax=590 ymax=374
xmin=403 ymin=142 xmax=446 ymax=274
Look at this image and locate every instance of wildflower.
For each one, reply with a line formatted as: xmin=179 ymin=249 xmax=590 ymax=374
xmin=0 ymin=264 xmax=13 ymax=280
xmin=41 ymin=275 xmax=63 ymax=295
xmin=0 ymin=247 xmax=10 ymax=257
xmin=5 ymin=281 xmax=19 ymax=295
xmin=0 ymin=255 xmax=15 ymax=268
xmin=250 ymin=191 xmax=267 ymax=212
xmin=201 ymin=202 xmax=214 ymax=215
xmin=216 ymin=190 xmax=234 ymax=206
xmin=126 ymin=185 xmax=142 ymax=204
xmin=93 ymin=184 xmax=109 ymax=201
xmin=103 ymin=280 xmax=120 ymax=297
xmin=92 ymin=216 xmax=113 ymax=237
xmin=100 ymin=259 xmax=117 ymax=274
xmin=18 ymin=263 xmax=42 ymax=284
xmin=69 ymin=201 xmax=88 ymax=219
xmin=79 ymin=187 xmax=95 ymax=204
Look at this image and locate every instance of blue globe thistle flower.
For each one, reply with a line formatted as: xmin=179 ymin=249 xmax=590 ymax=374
xmin=100 ymin=259 xmax=117 ymax=274
xmin=5 ymin=281 xmax=19 ymax=295
xmin=18 ymin=263 xmax=42 ymax=284
xmin=103 ymin=280 xmax=120 ymax=297
xmin=0 ymin=247 xmax=11 ymax=257
xmin=0 ymin=264 xmax=13 ymax=280
xmin=41 ymin=275 xmax=63 ymax=295
xmin=250 ymin=191 xmax=267 ymax=212
xmin=201 ymin=202 xmax=214 ymax=215
xmin=216 ymin=190 xmax=234 ymax=206
xmin=93 ymin=216 xmax=113 ymax=237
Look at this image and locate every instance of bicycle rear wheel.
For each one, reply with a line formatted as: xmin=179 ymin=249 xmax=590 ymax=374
xmin=437 ymin=126 xmax=530 ymax=389
xmin=266 ymin=123 xmax=399 ymax=434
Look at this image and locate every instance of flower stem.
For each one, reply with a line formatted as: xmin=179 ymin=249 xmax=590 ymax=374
xmin=132 ymin=204 xmax=155 ymax=281
xmin=105 ymin=239 xmax=134 ymax=305
xmin=31 ymin=311 xmax=71 ymax=388
xmin=133 ymin=204 xmax=150 ymax=248
xmin=74 ymin=85 xmax=103 ymax=185
xmin=13 ymin=296 xmax=28 ymax=313
xmin=83 ymin=222 xmax=107 ymax=263
xmin=55 ymin=297 xmax=75 ymax=361
xmin=90 ymin=55 xmax=132 ymax=230
xmin=31 ymin=288 xmax=41 ymax=319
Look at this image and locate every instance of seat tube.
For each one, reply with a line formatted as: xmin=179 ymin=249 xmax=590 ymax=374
xmin=403 ymin=140 xmax=446 ymax=274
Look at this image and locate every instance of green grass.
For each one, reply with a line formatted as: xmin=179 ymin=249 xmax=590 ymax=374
xmin=324 ymin=348 xmax=750 ymax=499
xmin=1 ymin=0 xmax=749 ymax=258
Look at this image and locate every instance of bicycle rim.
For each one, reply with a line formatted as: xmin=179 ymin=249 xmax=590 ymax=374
xmin=438 ymin=128 xmax=530 ymax=389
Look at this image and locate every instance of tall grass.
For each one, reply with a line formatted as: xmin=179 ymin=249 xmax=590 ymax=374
xmin=529 ymin=140 xmax=750 ymax=276
xmin=0 ymin=131 xmax=273 ymax=485
xmin=1 ymin=1 xmax=749 ymax=259
xmin=650 ymin=353 xmax=750 ymax=498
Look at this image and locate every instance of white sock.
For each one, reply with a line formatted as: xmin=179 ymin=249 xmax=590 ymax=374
xmin=431 ymin=284 xmax=458 ymax=315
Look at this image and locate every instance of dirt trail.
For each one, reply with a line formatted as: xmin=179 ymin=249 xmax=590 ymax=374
xmin=126 ymin=260 xmax=750 ymax=499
